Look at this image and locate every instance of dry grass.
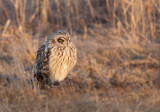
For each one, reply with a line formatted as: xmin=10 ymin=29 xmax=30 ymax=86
xmin=0 ymin=0 xmax=160 ymax=112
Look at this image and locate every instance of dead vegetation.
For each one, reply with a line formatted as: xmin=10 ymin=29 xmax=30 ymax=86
xmin=0 ymin=0 xmax=160 ymax=112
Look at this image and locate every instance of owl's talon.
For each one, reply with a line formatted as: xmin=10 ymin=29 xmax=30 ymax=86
xmin=54 ymin=81 xmax=60 ymax=86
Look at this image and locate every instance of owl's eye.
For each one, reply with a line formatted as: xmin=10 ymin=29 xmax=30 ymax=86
xmin=58 ymin=38 xmax=64 ymax=43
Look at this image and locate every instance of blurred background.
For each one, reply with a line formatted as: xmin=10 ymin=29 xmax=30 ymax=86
xmin=0 ymin=0 xmax=160 ymax=112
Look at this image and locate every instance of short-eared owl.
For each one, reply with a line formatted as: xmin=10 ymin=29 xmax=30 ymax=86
xmin=34 ymin=30 xmax=77 ymax=86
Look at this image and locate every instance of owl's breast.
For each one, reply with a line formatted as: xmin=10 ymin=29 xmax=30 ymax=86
xmin=49 ymin=46 xmax=76 ymax=81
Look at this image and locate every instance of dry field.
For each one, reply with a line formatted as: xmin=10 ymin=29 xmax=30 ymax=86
xmin=0 ymin=0 xmax=160 ymax=112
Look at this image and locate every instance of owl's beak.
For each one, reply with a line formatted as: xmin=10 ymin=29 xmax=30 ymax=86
xmin=67 ymin=41 xmax=69 ymax=47
xmin=64 ymin=41 xmax=69 ymax=47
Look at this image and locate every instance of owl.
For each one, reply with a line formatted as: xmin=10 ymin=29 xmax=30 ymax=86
xmin=34 ymin=30 xmax=77 ymax=86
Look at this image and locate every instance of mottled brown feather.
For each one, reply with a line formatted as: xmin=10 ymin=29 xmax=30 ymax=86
xmin=34 ymin=44 xmax=50 ymax=84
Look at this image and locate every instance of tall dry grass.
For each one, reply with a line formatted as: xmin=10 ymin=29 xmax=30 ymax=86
xmin=0 ymin=0 xmax=160 ymax=112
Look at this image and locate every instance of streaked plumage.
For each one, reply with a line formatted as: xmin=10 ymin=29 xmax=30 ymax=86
xmin=34 ymin=30 xmax=77 ymax=86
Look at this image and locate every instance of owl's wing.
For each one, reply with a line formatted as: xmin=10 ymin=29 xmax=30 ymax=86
xmin=34 ymin=44 xmax=50 ymax=82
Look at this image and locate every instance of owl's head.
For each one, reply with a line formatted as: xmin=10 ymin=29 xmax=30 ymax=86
xmin=48 ymin=30 xmax=71 ymax=47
